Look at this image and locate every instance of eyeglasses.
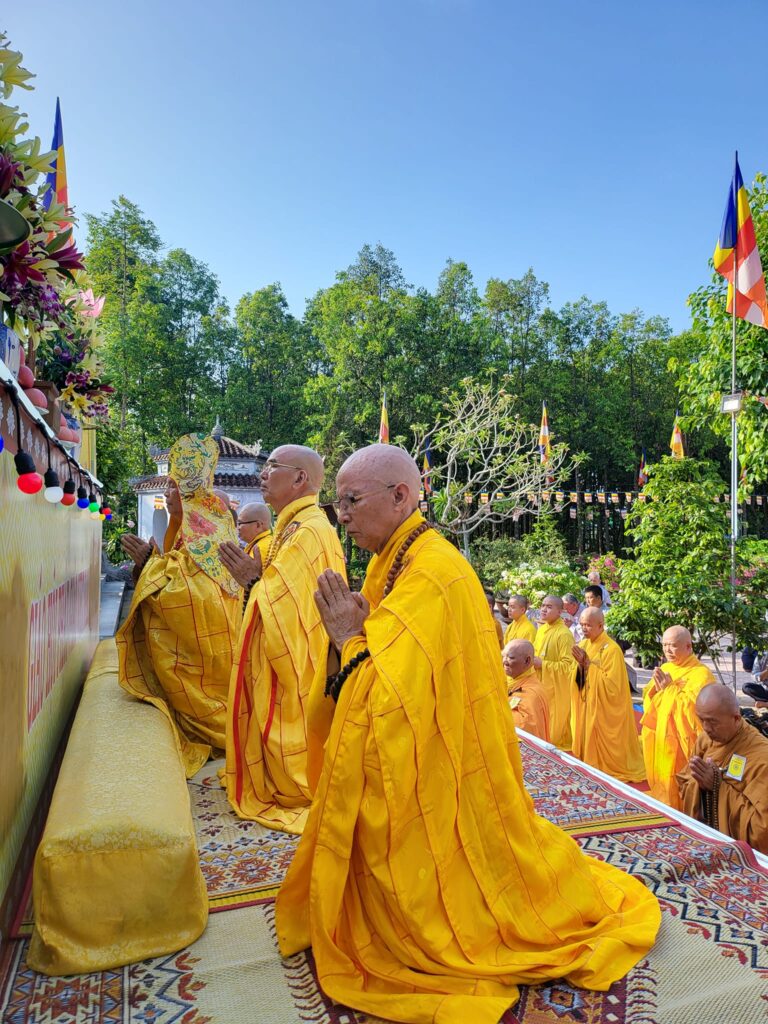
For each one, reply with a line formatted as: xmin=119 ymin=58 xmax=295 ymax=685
xmin=333 ymin=484 xmax=395 ymax=513
xmin=237 ymin=519 xmax=263 ymax=526
xmin=262 ymin=459 xmax=304 ymax=474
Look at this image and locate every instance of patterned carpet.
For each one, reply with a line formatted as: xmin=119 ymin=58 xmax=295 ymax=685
xmin=3 ymin=741 xmax=768 ymax=1023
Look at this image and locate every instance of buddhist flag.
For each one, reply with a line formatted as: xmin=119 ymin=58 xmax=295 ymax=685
xmin=422 ymin=436 xmax=433 ymax=495
xmin=538 ymin=401 xmax=551 ymax=463
xmin=378 ymin=391 xmax=390 ymax=444
xmin=670 ymin=417 xmax=685 ymax=459
xmin=637 ymin=449 xmax=648 ymax=487
xmin=42 ymin=98 xmax=69 ymax=220
xmin=713 ymin=154 xmax=768 ymax=328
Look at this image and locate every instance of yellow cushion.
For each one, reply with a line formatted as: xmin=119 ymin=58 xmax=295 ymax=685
xmin=27 ymin=639 xmax=208 ymax=975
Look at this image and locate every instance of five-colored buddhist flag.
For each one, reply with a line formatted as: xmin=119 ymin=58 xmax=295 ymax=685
xmin=637 ymin=449 xmax=648 ymax=487
xmin=538 ymin=401 xmax=551 ymax=463
xmin=378 ymin=390 xmax=390 ymax=444
xmin=669 ymin=417 xmax=685 ymax=459
xmin=422 ymin=436 xmax=433 ymax=495
xmin=42 ymin=98 xmax=70 ymax=220
xmin=713 ymin=154 xmax=768 ymax=328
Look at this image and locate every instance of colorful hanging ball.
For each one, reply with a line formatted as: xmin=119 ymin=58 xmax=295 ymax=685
xmin=43 ymin=468 xmax=64 ymax=504
xmin=102 ymin=506 xmax=112 ymax=517
xmin=0 ymin=434 xmax=4 ymax=453
xmin=76 ymin=486 xmax=90 ymax=510
xmin=14 ymin=451 xmax=43 ymax=494
xmin=61 ymin=479 xmax=76 ymax=507
xmin=88 ymin=492 xmax=99 ymax=513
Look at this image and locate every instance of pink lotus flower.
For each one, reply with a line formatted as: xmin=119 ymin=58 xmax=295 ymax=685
xmin=79 ymin=288 xmax=105 ymax=317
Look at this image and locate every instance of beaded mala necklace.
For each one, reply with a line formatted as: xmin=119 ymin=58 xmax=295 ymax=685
xmin=325 ymin=521 xmax=432 ymax=702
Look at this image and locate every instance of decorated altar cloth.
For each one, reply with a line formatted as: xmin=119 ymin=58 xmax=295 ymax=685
xmin=2 ymin=735 xmax=767 ymax=1024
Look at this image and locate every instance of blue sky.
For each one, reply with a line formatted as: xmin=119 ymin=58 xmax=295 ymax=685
xmin=7 ymin=1 xmax=768 ymax=330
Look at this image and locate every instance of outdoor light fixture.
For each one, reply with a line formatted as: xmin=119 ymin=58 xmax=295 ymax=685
xmin=76 ymin=485 xmax=89 ymax=509
xmin=61 ymin=479 xmax=76 ymax=507
xmin=721 ymin=392 xmax=743 ymax=414
xmin=43 ymin=467 xmax=64 ymax=503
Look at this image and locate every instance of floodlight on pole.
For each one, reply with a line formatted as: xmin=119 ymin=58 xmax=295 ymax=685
xmin=720 ymin=393 xmax=743 ymax=414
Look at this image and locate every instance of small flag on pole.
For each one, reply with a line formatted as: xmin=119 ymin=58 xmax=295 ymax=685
xmin=538 ymin=401 xmax=551 ymax=463
xmin=422 ymin=436 xmax=433 ymax=495
xmin=669 ymin=417 xmax=685 ymax=459
xmin=378 ymin=391 xmax=390 ymax=444
xmin=42 ymin=98 xmax=70 ymax=222
xmin=713 ymin=154 xmax=768 ymax=328
xmin=637 ymin=450 xmax=648 ymax=487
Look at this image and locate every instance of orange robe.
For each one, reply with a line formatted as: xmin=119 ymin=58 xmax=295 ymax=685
xmin=641 ymin=654 xmax=714 ymax=808
xmin=534 ymin=618 xmax=575 ymax=750
xmin=504 ymin=614 xmax=537 ymax=646
xmin=507 ymin=664 xmax=550 ymax=741
xmin=224 ymin=495 xmax=345 ymax=833
xmin=276 ymin=511 xmax=660 ymax=1024
xmin=571 ymin=632 xmax=645 ymax=782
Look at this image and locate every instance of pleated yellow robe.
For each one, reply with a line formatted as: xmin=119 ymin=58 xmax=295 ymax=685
xmin=641 ymin=654 xmax=714 ymax=808
xmin=276 ymin=511 xmax=661 ymax=1024
xmin=117 ymin=548 xmax=240 ymax=776
xmin=224 ymin=495 xmax=345 ymax=833
xmin=504 ymin=614 xmax=537 ymax=646
xmin=245 ymin=528 xmax=273 ymax=566
xmin=534 ymin=618 xmax=575 ymax=750
xmin=571 ymin=632 xmax=645 ymax=782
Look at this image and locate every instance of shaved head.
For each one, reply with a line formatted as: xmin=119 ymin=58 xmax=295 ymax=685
xmin=539 ymin=594 xmax=563 ymax=625
xmin=662 ymin=625 xmax=694 ymax=665
xmin=580 ymin=606 xmax=604 ymax=627
xmin=545 ymin=595 xmax=563 ymax=612
xmin=695 ymin=683 xmax=742 ymax=743
xmin=663 ymin=626 xmax=692 ymax=646
xmin=336 ymin=444 xmax=423 ymax=553
xmin=273 ymin=445 xmax=325 ymax=490
xmin=239 ymin=502 xmax=271 ymax=527
xmin=502 ymin=638 xmax=535 ymax=679
xmin=261 ymin=444 xmax=325 ymax=512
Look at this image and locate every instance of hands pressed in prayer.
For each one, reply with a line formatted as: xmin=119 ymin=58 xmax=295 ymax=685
xmin=571 ymin=644 xmax=589 ymax=668
xmin=689 ymin=754 xmax=718 ymax=791
xmin=121 ymin=533 xmax=157 ymax=565
xmin=651 ymin=667 xmax=673 ymax=690
xmin=315 ymin=570 xmax=369 ymax=650
xmin=219 ymin=541 xmax=262 ymax=587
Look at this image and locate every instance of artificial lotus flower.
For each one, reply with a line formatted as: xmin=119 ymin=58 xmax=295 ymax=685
xmin=78 ymin=288 xmax=105 ymax=318
xmin=0 ymin=38 xmax=35 ymax=99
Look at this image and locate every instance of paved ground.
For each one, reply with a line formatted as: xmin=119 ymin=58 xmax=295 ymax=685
xmin=99 ymin=578 xmax=126 ymax=638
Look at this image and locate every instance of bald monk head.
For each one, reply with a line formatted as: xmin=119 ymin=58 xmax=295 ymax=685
xmin=695 ymin=684 xmax=742 ymax=744
xmin=502 ymin=639 xmax=535 ymax=679
xmin=662 ymin=625 xmax=693 ymax=665
xmin=237 ymin=502 xmax=272 ymax=545
xmin=507 ymin=594 xmax=529 ymax=622
xmin=539 ymin=594 xmax=564 ymax=625
xmin=336 ymin=444 xmax=421 ymax=553
xmin=261 ymin=444 xmax=325 ymax=514
xmin=579 ymin=605 xmax=605 ymax=641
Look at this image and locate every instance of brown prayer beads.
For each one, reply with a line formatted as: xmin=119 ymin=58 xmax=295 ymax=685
xmin=383 ymin=521 xmax=431 ymax=597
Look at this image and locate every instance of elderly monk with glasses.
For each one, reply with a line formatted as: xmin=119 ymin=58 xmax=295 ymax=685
xmin=275 ymin=443 xmax=660 ymax=1024
xmin=236 ymin=501 xmax=273 ymax=565
xmin=217 ymin=446 xmax=345 ymax=833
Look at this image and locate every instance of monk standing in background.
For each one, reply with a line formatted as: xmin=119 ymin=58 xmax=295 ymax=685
xmin=571 ymin=608 xmax=645 ymax=782
xmin=276 ymin=444 xmax=660 ymax=1024
xmin=117 ymin=433 xmax=241 ymax=775
xmin=533 ymin=595 xmax=575 ymax=749
xmin=502 ymin=638 xmax=550 ymax=741
xmin=218 ymin=445 xmax=345 ymax=833
xmin=503 ymin=593 xmax=536 ymax=645
xmin=237 ymin=501 xmax=273 ymax=564
xmin=641 ymin=625 xmax=714 ymax=808
xmin=676 ymin=684 xmax=768 ymax=853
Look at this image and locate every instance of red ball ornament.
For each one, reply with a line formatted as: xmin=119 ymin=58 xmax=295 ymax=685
xmin=17 ymin=471 xmax=43 ymax=494
xmin=102 ymin=506 xmax=112 ymax=517
xmin=61 ymin=492 xmax=76 ymax=506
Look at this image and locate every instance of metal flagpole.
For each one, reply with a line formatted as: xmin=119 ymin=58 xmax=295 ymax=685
xmin=730 ymin=150 xmax=739 ymax=693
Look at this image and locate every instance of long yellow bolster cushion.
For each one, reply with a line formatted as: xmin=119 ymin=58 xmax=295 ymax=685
xmin=27 ymin=639 xmax=208 ymax=975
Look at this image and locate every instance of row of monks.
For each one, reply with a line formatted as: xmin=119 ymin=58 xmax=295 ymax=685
xmin=112 ymin=434 xmax=761 ymax=1023
xmin=497 ymin=595 xmax=768 ymax=853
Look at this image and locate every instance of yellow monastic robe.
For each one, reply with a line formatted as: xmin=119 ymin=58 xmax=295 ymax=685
xmin=245 ymin=528 xmax=273 ymax=566
xmin=572 ymin=632 xmax=645 ymax=783
xmin=276 ymin=511 xmax=660 ymax=1024
xmin=117 ymin=549 xmax=240 ymax=776
xmin=507 ymin=664 xmax=550 ymax=741
xmin=224 ymin=495 xmax=345 ymax=833
xmin=641 ymin=654 xmax=714 ymax=808
xmin=534 ymin=618 xmax=575 ymax=750
xmin=676 ymin=718 xmax=768 ymax=853
xmin=504 ymin=614 xmax=537 ymax=646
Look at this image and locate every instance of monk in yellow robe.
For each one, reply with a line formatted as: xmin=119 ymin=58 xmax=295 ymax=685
xmin=503 ymin=593 xmax=537 ymax=645
xmin=676 ymin=684 xmax=768 ymax=853
xmin=276 ymin=445 xmax=660 ymax=1024
xmin=237 ymin=501 xmax=273 ymax=564
xmin=641 ymin=625 xmax=714 ymax=808
xmin=533 ymin=595 xmax=575 ymax=749
xmin=117 ymin=434 xmax=241 ymax=776
xmin=218 ymin=446 xmax=345 ymax=833
xmin=502 ymin=638 xmax=550 ymax=741
xmin=571 ymin=608 xmax=645 ymax=782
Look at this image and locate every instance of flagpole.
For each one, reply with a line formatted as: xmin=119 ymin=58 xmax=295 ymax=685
xmin=730 ymin=150 xmax=738 ymax=693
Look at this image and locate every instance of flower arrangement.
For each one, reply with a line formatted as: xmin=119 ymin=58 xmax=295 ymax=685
xmin=499 ymin=562 xmax=585 ymax=608
xmin=587 ymin=552 xmax=621 ymax=594
xmin=0 ymin=33 xmax=111 ymax=420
